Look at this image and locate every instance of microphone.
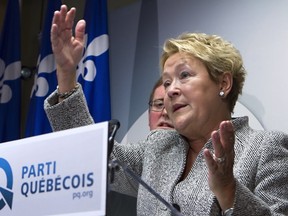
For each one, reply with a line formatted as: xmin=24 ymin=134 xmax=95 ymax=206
xmin=108 ymin=119 xmax=120 ymax=157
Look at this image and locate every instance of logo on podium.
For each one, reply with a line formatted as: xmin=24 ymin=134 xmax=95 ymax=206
xmin=0 ymin=158 xmax=14 ymax=211
xmin=0 ymin=123 xmax=108 ymax=215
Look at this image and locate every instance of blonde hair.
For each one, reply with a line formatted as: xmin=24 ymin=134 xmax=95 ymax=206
xmin=160 ymin=32 xmax=246 ymax=112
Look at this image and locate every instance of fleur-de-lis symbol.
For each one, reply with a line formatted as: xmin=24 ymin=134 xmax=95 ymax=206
xmin=76 ymin=34 xmax=109 ymax=81
xmin=30 ymin=54 xmax=56 ymax=98
xmin=0 ymin=58 xmax=21 ymax=104
xmin=30 ymin=33 xmax=109 ymax=99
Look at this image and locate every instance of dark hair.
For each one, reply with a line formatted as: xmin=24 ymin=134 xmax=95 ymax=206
xmin=148 ymin=77 xmax=163 ymax=104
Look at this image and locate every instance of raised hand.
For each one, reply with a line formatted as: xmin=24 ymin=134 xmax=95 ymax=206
xmin=203 ymin=120 xmax=236 ymax=211
xmin=50 ymin=5 xmax=86 ymax=93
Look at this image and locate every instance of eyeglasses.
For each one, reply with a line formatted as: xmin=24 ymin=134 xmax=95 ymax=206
xmin=149 ymin=99 xmax=165 ymax=112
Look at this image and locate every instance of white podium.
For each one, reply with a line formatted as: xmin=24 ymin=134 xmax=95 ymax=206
xmin=0 ymin=122 xmax=108 ymax=216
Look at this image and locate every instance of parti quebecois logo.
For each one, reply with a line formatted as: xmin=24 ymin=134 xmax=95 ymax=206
xmin=0 ymin=158 xmax=13 ymax=211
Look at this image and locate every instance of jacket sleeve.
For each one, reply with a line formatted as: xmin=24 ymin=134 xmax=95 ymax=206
xmin=44 ymin=84 xmax=94 ymax=131
xmin=109 ymin=139 xmax=147 ymax=198
xmin=232 ymin=131 xmax=288 ymax=216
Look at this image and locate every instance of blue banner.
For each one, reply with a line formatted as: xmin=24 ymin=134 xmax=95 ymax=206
xmin=77 ymin=0 xmax=111 ymax=122
xmin=0 ymin=0 xmax=21 ymax=143
xmin=25 ymin=0 xmax=62 ymax=137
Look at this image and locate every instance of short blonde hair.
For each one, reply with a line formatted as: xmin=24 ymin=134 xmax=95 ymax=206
xmin=160 ymin=32 xmax=246 ymax=113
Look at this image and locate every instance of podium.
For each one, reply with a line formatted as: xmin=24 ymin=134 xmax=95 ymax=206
xmin=0 ymin=122 xmax=108 ymax=216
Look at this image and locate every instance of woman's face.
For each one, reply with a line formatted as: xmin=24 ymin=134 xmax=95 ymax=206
xmin=162 ymin=52 xmax=225 ymax=140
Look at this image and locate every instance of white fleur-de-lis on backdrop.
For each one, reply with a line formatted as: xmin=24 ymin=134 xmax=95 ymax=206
xmin=76 ymin=34 xmax=109 ymax=81
xmin=0 ymin=58 xmax=21 ymax=104
xmin=30 ymin=54 xmax=56 ymax=98
xmin=30 ymin=33 xmax=108 ymax=98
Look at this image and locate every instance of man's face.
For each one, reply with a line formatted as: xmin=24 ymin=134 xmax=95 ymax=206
xmin=148 ymin=85 xmax=173 ymax=130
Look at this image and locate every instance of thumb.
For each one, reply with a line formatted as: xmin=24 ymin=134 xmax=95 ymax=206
xmin=75 ymin=19 xmax=86 ymax=44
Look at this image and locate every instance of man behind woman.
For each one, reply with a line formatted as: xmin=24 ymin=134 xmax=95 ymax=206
xmin=107 ymin=77 xmax=174 ymax=216
xmin=45 ymin=5 xmax=288 ymax=216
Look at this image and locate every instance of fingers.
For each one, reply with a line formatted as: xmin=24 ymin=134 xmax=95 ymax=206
xmin=50 ymin=24 xmax=59 ymax=52
xmin=211 ymin=130 xmax=223 ymax=158
xmin=51 ymin=5 xmax=66 ymax=31
xmin=74 ymin=20 xmax=86 ymax=44
xmin=50 ymin=6 xmax=65 ymax=50
xmin=51 ymin=5 xmax=78 ymax=53
xmin=219 ymin=120 xmax=235 ymax=151
xmin=203 ymin=148 xmax=217 ymax=170
xmin=204 ymin=120 xmax=235 ymax=173
xmin=51 ymin=10 xmax=61 ymax=45
xmin=65 ymin=6 xmax=76 ymax=30
xmin=204 ymin=121 xmax=236 ymax=209
xmin=51 ymin=5 xmax=75 ymax=35
xmin=59 ymin=5 xmax=68 ymax=31
xmin=212 ymin=120 xmax=234 ymax=158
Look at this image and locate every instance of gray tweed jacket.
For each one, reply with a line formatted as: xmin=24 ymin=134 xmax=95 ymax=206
xmin=44 ymin=86 xmax=288 ymax=216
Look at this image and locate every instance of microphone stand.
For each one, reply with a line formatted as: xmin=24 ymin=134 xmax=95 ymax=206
xmin=107 ymin=119 xmax=183 ymax=216
xmin=108 ymin=159 xmax=183 ymax=216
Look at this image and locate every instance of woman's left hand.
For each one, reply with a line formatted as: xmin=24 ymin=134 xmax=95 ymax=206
xmin=203 ymin=120 xmax=236 ymax=211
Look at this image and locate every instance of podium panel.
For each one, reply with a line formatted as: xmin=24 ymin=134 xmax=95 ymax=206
xmin=0 ymin=122 xmax=108 ymax=216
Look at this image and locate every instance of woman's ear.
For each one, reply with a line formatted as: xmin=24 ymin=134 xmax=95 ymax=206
xmin=219 ymin=72 xmax=233 ymax=96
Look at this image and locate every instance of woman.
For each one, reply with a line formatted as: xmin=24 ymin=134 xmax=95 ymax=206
xmin=45 ymin=5 xmax=288 ymax=215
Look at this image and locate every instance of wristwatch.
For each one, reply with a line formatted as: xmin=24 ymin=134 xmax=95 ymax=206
xmin=222 ymin=208 xmax=233 ymax=216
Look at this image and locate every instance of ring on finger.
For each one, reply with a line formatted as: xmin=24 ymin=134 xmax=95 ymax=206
xmin=213 ymin=154 xmax=225 ymax=164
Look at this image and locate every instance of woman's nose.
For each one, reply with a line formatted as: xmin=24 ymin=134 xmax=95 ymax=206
xmin=167 ymin=82 xmax=180 ymax=98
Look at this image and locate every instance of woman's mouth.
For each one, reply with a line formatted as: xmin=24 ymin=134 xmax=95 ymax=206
xmin=172 ymin=104 xmax=186 ymax=113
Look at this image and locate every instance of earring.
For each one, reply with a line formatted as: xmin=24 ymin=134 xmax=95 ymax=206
xmin=219 ymin=91 xmax=225 ymax=97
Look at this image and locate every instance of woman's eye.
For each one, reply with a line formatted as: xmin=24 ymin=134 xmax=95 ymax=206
xmin=163 ymin=81 xmax=170 ymax=88
xmin=180 ymin=71 xmax=190 ymax=79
